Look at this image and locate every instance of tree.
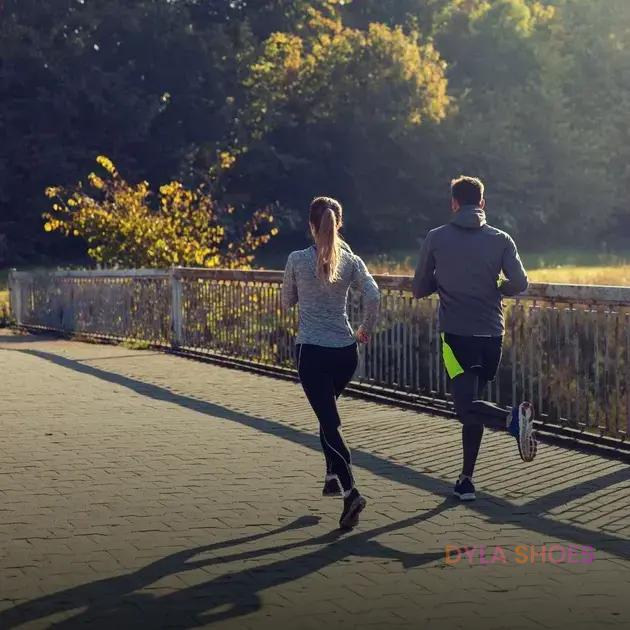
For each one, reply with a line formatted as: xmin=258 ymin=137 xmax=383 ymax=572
xmin=0 ymin=0 xmax=248 ymax=263
xmin=4 ymin=0 xmax=630 ymax=264
xmin=225 ymin=8 xmax=450 ymax=243
xmin=43 ymin=156 xmax=277 ymax=269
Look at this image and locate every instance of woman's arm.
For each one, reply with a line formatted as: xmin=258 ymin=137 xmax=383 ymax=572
xmin=352 ymin=255 xmax=380 ymax=337
xmin=281 ymin=253 xmax=298 ymax=309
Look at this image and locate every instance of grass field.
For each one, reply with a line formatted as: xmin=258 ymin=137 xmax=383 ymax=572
xmin=367 ymin=249 xmax=630 ymax=286
xmin=368 ymin=260 xmax=630 ymax=286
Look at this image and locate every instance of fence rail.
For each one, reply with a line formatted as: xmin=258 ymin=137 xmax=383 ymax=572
xmin=8 ymin=268 xmax=630 ymax=445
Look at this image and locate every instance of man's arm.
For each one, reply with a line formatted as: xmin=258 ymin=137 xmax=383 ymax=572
xmin=412 ymin=231 xmax=437 ymax=299
xmin=499 ymin=235 xmax=528 ymax=296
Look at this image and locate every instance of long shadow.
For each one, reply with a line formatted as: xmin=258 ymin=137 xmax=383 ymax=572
xmin=9 ymin=348 xmax=630 ymax=563
xmin=0 ymin=515 xmax=320 ymax=628
xmin=75 ymin=353 xmax=164 ymax=362
xmin=0 ymin=332 xmax=57 ymax=344
xmin=523 ymin=467 xmax=630 ymax=514
xmin=1 ymin=504 xmax=453 ymax=628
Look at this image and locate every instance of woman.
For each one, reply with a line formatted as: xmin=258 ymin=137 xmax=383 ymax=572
xmin=282 ymin=196 xmax=380 ymax=529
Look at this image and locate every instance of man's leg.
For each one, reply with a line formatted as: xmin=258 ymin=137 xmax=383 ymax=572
xmin=445 ymin=334 xmax=510 ymax=497
xmin=462 ymin=424 xmax=484 ymax=478
xmin=463 ymin=392 xmax=508 ymax=429
xmin=446 ymin=334 xmax=508 ymax=430
xmin=450 ymin=370 xmax=490 ymax=481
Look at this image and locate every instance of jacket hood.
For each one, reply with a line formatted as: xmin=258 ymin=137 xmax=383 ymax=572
xmin=451 ymin=205 xmax=487 ymax=229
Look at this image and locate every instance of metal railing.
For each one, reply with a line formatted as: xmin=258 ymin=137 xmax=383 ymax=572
xmin=8 ymin=268 xmax=630 ymax=445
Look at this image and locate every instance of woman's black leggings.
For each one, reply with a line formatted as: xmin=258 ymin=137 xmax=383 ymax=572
xmin=297 ymin=343 xmax=358 ymax=493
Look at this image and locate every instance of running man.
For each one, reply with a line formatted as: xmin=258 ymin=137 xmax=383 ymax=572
xmin=282 ymin=196 xmax=380 ymax=528
xmin=412 ymin=176 xmax=537 ymax=501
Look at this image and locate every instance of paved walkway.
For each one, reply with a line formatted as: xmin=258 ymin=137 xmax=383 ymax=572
xmin=0 ymin=330 xmax=629 ymax=630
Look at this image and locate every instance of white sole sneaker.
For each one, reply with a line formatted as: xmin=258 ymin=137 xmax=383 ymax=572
xmin=518 ymin=402 xmax=538 ymax=462
xmin=453 ymin=489 xmax=476 ymax=501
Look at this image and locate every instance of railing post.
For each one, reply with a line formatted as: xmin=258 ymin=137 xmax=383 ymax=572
xmin=8 ymin=269 xmax=21 ymax=326
xmin=170 ymin=267 xmax=183 ymax=348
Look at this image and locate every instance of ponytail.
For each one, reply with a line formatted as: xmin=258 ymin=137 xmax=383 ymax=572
xmin=309 ymin=196 xmax=344 ymax=284
xmin=315 ymin=208 xmax=341 ymax=283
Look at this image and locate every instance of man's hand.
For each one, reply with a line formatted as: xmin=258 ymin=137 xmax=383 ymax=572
xmin=356 ymin=325 xmax=370 ymax=344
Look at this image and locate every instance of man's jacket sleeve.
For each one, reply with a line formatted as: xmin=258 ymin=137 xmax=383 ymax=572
xmin=499 ymin=235 xmax=528 ymax=296
xmin=412 ymin=232 xmax=437 ymax=299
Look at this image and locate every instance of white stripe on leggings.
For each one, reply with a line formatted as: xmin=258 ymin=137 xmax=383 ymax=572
xmin=320 ymin=430 xmax=353 ymax=492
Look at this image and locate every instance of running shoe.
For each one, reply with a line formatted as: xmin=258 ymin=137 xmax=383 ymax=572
xmin=508 ymin=402 xmax=538 ymax=462
xmin=322 ymin=476 xmax=341 ymax=497
xmin=339 ymin=488 xmax=367 ymax=530
xmin=453 ymin=477 xmax=476 ymax=501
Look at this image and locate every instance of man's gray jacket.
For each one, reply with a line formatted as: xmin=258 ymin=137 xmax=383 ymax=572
xmin=412 ymin=205 xmax=528 ymax=336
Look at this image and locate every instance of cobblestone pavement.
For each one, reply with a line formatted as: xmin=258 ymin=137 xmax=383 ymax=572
xmin=0 ymin=330 xmax=628 ymax=630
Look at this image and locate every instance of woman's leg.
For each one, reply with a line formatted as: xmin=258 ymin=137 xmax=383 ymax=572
xmin=320 ymin=427 xmax=333 ymax=475
xmin=333 ymin=343 xmax=358 ymax=398
xmin=298 ymin=346 xmax=355 ymax=492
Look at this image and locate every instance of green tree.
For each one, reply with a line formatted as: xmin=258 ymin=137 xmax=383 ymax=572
xmin=0 ymin=0 xmax=248 ymax=262
xmin=226 ymin=8 xmax=449 ymax=243
xmin=44 ymin=156 xmax=277 ymax=269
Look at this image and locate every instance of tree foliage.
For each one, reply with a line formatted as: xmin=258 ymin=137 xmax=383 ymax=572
xmin=1 ymin=0 xmax=629 ymax=265
xmin=44 ymin=157 xmax=277 ymax=269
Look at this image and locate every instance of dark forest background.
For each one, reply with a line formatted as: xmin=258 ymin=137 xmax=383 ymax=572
xmin=2 ymin=0 xmax=630 ymax=266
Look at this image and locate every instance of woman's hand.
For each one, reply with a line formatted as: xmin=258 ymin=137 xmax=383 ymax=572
xmin=355 ymin=325 xmax=370 ymax=344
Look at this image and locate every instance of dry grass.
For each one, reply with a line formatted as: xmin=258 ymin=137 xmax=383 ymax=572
xmin=526 ymin=266 xmax=630 ymax=286
xmin=367 ymin=257 xmax=630 ymax=287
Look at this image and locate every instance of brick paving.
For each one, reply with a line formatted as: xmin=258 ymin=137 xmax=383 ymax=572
xmin=0 ymin=330 xmax=629 ymax=630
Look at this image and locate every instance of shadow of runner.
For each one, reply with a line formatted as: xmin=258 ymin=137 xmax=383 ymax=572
xmin=8 ymin=348 xmax=630 ymax=560
xmin=0 ymin=516 xmax=320 ymax=628
xmin=1 ymin=503 xmax=453 ymax=628
xmin=0 ymin=332 xmax=56 ymax=344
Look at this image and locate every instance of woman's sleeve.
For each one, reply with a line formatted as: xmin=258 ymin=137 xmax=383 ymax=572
xmin=352 ymin=256 xmax=380 ymax=333
xmin=281 ymin=254 xmax=298 ymax=309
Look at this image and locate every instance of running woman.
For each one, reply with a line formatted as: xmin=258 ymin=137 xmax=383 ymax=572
xmin=412 ymin=176 xmax=537 ymax=502
xmin=282 ymin=196 xmax=380 ymax=529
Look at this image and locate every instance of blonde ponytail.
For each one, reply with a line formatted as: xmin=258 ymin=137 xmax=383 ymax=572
xmin=315 ymin=208 xmax=341 ymax=283
xmin=309 ymin=196 xmax=344 ymax=284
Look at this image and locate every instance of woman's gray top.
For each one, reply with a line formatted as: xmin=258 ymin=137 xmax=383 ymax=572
xmin=282 ymin=244 xmax=380 ymax=348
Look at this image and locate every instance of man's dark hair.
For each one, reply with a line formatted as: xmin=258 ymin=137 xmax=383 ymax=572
xmin=451 ymin=176 xmax=485 ymax=206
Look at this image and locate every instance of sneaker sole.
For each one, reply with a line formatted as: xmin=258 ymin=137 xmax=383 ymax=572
xmin=518 ymin=403 xmax=538 ymax=462
xmin=339 ymin=496 xmax=367 ymax=530
xmin=322 ymin=476 xmax=342 ymax=497
xmin=453 ymin=490 xmax=476 ymax=501
xmin=322 ymin=489 xmax=342 ymax=497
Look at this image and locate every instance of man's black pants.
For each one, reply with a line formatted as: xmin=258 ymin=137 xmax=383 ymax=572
xmin=442 ymin=333 xmax=508 ymax=477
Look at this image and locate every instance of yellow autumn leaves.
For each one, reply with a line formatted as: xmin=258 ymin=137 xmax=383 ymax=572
xmin=44 ymin=156 xmax=278 ymax=269
xmin=245 ymin=7 xmax=449 ymax=139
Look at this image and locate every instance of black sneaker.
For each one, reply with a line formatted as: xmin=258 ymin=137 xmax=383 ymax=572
xmin=453 ymin=477 xmax=476 ymax=501
xmin=322 ymin=476 xmax=341 ymax=497
xmin=339 ymin=488 xmax=366 ymax=530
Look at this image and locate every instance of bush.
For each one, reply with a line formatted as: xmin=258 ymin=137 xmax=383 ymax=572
xmin=44 ymin=156 xmax=278 ymax=269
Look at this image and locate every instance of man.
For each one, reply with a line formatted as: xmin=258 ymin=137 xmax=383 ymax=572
xmin=412 ymin=176 xmax=537 ymax=502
